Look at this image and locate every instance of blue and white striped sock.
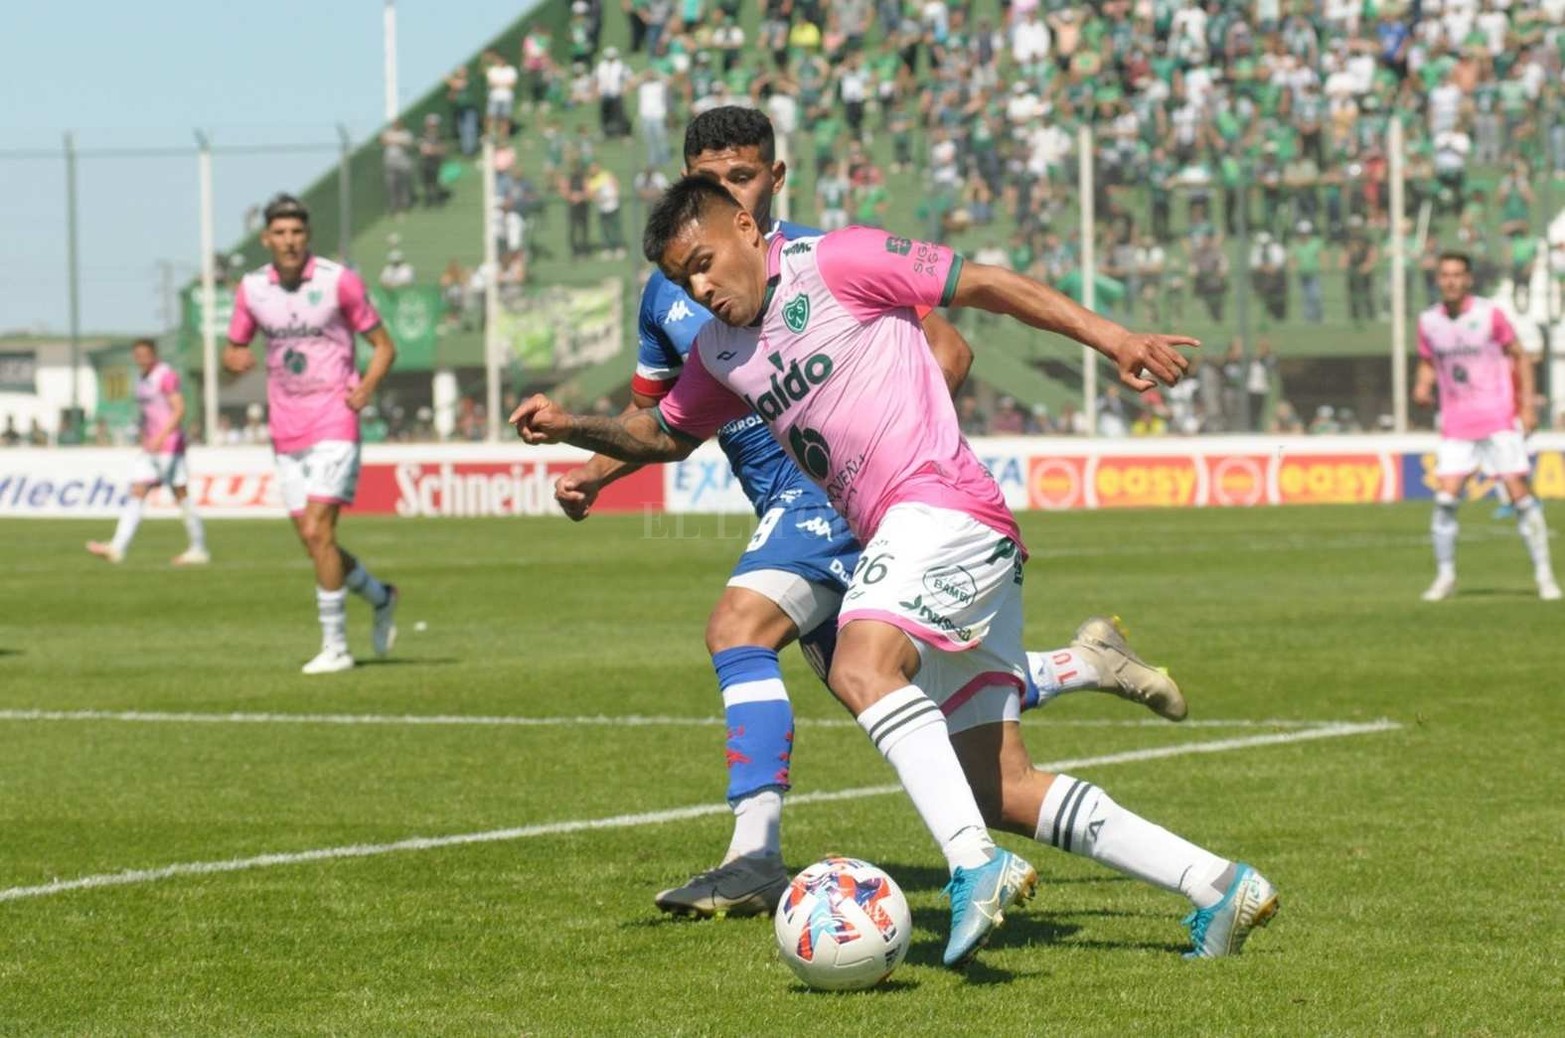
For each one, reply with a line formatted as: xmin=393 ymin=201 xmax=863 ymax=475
xmin=713 ymin=646 xmax=793 ymax=861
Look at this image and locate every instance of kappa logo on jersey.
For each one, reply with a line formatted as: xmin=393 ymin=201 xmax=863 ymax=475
xmin=743 ymin=350 xmax=834 ymax=422
xmin=783 ymin=293 xmax=811 ymax=333
xmin=664 ymin=298 xmax=696 ymax=325
xmin=796 ymin=516 xmax=834 ymax=539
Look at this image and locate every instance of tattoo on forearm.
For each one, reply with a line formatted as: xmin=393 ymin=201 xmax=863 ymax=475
xmin=565 ymin=413 xmax=682 ymax=461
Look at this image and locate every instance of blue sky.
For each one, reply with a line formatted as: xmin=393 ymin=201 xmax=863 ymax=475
xmin=1 ymin=1 xmax=533 ymax=336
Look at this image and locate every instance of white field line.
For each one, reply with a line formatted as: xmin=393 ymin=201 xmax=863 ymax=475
xmin=0 ymin=720 xmax=1399 ymax=904
xmin=0 ymin=527 xmax=1533 ymax=577
xmin=0 ymin=708 xmax=1357 ymax=731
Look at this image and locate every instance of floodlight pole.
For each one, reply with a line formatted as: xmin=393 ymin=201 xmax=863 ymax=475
xmin=1390 ymin=117 xmax=1408 ymax=433
xmin=65 ymin=132 xmax=82 ymax=426
xmin=383 ymin=0 xmax=400 ymax=123
xmin=196 ymin=131 xmax=219 ymax=443
xmin=337 ymin=124 xmax=353 ymax=265
xmin=1079 ymin=123 xmax=1097 ymax=436
xmin=483 ymin=136 xmax=502 ymax=443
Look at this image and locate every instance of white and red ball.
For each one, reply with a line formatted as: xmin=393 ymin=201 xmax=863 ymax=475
xmin=773 ymin=856 xmax=912 ymax=991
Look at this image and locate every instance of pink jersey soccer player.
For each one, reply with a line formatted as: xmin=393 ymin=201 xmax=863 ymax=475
xmin=87 ymin=337 xmax=209 ymax=566
xmin=224 ymin=194 xmax=401 ymax=674
xmin=511 ymin=177 xmax=1278 ymax=967
xmin=1413 ymin=251 xmax=1559 ymax=601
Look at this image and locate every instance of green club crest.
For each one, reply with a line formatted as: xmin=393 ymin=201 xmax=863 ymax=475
xmin=283 ymin=347 xmax=308 ymax=375
xmin=782 ymin=293 xmax=811 ymax=333
xmin=307 ymin=289 xmax=323 ymax=305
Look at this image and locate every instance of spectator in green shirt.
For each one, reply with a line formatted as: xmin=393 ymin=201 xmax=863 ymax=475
xmin=1291 ymin=220 xmax=1327 ymax=324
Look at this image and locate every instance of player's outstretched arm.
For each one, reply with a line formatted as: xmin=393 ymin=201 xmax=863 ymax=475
xmin=511 ymin=395 xmax=699 ymax=462
xmin=554 ymin=393 xmax=663 ymax=521
xmin=950 ymin=262 xmax=1197 ymax=392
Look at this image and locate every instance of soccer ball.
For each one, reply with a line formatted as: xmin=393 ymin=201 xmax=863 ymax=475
xmin=773 ymin=856 xmax=912 ymax=991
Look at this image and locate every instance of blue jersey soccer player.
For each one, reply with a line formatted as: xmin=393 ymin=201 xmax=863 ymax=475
xmin=552 ymin=108 xmax=1186 ymax=919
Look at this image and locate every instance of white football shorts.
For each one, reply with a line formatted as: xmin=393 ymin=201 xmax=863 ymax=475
xmin=838 ymin=503 xmax=1027 ymax=735
xmin=1436 ymin=429 xmax=1530 ymax=478
xmin=275 ymin=439 xmax=361 ymax=515
xmin=129 ymin=451 xmax=188 ymax=489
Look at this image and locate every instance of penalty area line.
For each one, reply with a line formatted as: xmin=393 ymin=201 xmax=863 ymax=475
xmin=0 ymin=720 xmax=1399 ymax=904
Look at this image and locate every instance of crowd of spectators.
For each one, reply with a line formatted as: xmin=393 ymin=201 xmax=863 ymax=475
xmin=437 ymin=0 xmax=1563 ymax=323
xmin=360 ymin=0 xmax=1565 ymax=434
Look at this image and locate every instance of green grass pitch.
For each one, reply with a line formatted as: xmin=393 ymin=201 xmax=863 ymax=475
xmin=1 ymin=504 xmax=1561 ymax=1036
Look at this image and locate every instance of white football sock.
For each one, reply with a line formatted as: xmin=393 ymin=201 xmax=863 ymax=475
xmin=725 ymin=789 xmax=783 ymax=862
xmin=1432 ymin=492 xmax=1459 ymax=580
xmin=1026 ymin=648 xmax=1103 ymax=705
xmin=1036 ymin=775 xmax=1233 ymax=909
xmin=1514 ymin=496 xmax=1554 ymax=580
xmin=316 ymin=586 xmax=349 ymax=652
xmin=858 ymin=686 xmax=994 ymax=873
xmin=109 ymin=496 xmax=145 ymax=554
xmin=345 ymin=561 xmax=391 ymax=607
xmin=180 ymin=497 xmax=206 ymax=552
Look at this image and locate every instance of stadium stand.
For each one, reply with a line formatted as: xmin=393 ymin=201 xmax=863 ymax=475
xmin=197 ymin=0 xmax=1565 ymax=438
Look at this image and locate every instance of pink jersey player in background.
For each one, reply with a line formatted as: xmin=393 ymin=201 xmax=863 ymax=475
xmin=511 ymin=177 xmax=1278 ymax=967
xmin=224 ymin=194 xmax=401 ymax=674
xmin=87 ymin=337 xmax=209 ymax=566
xmin=1413 ymin=251 xmax=1559 ymax=602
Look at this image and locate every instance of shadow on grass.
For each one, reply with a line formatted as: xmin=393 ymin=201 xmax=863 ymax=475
xmin=354 ymin=657 xmax=460 ymax=667
xmin=878 ymin=862 xmax=1134 ymax=896
xmin=0 ymin=648 xmax=21 ymax=658
xmin=786 ymin=977 xmax=922 ymax=996
xmin=1447 ymin=587 xmax=1544 ymax=599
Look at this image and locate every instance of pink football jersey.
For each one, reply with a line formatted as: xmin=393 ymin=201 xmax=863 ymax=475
xmin=1417 ymin=295 xmax=1519 ymax=440
xmin=228 ymin=256 xmax=381 ymax=452
xmin=658 ymin=227 xmax=1021 ymax=550
xmin=136 ymin=360 xmax=185 ymax=455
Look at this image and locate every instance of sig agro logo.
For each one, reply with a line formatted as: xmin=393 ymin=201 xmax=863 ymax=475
xmin=922 ymin=564 xmax=977 ymax=609
xmin=743 ymin=350 xmax=834 ymax=422
xmin=783 ymin=293 xmax=812 ymax=333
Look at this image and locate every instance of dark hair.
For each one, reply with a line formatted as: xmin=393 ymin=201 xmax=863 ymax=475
xmin=683 ymin=106 xmax=775 ymax=164
xmin=263 ymin=193 xmax=310 ymax=226
xmin=131 ymin=337 xmax=156 ymax=352
xmin=1436 ymin=250 xmax=1472 ymax=272
xmin=642 ymin=175 xmax=742 ymax=264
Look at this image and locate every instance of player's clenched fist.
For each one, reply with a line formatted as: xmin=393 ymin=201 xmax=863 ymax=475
xmin=553 ymin=467 xmax=601 ymax=521
xmin=510 ymin=394 xmax=573 ymax=444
